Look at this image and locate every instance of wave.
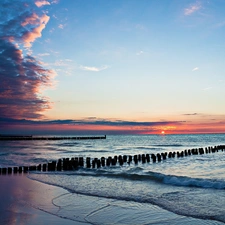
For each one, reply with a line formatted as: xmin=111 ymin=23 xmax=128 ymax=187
xmin=151 ymin=144 xmax=183 ymax=147
xmin=55 ymin=142 xmax=80 ymax=147
xmin=28 ymin=169 xmax=225 ymax=224
xmin=30 ymin=167 xmax=225 ymax=190
xmin=135 ymin=147 xmax=161 ymax=150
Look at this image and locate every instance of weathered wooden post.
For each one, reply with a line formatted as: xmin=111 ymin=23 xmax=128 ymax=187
xmin=2 ymin=168 xmax=7 ymax=174
xmin=123 ymin=155 xmax=127 ymax=163
xmin=56 ymin=159 xmax=62 ymax=171
xmin=151 ymin=154 xmax=156 ymax=163
xmin=161 ymin=153 xmax=166 ymax=160
xmin=43 ymin=164 xmax=47 ymax=172
xmin=72 ymin=158 xmax=79 ymax=169
xmin=79 ymin=157 xmax=84 ymax=167
xmin=142 ymin=154 xmax=146 ymax=163
xmin=86 ymin=157 xmax=91 ymax=168
xmin=13 ymin=167 xmax=18 ymax=174
xmin=112 ymin=158 xmax=116 ymax=165
xmin=92 ymin=159 xmax=96 ymax=168
xmin=119 ymin=156 xmax=123 ymax=166
xmin=8 ymin=167 xmax=12 ymax=174
xmin=24 ymin=166 xmax=29 ymax=172
xmin=101 ymin=157 xmax=105 ymax=167
xmin=19 ymin=167 xmax=23 ymax=173
xmin=128 ymin=155 xmax=133 ymax=163
xmin=138 ymin=154 xmax=141 ymax=162
xmin=157 ymin=153 xmax=161 ymax=162
xmin=97 ymin=159 xmax=101 ymax=168
xmin=146 ymin=154 xmax=150 ymax=162
xmin=63 ymin=158 xmax=69 ymax=171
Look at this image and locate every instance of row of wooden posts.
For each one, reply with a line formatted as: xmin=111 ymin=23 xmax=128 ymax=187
xmin=0 ymin=135 xmax=106 ymax=141
xmin=0 ymin=145 xmax=225 ymax=175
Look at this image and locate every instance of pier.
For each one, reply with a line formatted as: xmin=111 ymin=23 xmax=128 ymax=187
xmin=0 ymin=135 xmax=106 ymax=141
xmin=0 ymin=145 xmax=225 ymax=175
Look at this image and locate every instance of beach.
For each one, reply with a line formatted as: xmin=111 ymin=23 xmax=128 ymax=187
xmin=1 ymin=134 xmax=225 ymax=224
xmin=0 ymin=174 xmax=89 ymax=225
xmin=0 ymin=174 xmax=224 ymax=225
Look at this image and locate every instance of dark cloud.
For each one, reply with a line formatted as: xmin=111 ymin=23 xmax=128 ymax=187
xmin=182 ymin=113 xmax=199 ymax=116
xmin=0 ymin=117 xmax=184 ymax=126
xmin=0 ymin=0 xmax=54 ymax=119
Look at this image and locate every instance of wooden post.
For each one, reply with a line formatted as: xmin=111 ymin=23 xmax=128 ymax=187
xmin=86 ymin=157 xmax=91 ymax=168
xmin=101 ymin=157 xmax=105 ymax=167
xmin=8 ymin=167 xmax=12 ymax=174
xmin=19 ymin=167 xmax=23 ymax=173
xmin=151 ymin=154 xmax=156 ymax=163
xmin=13 ymin=167 xmax=18 ymax=174
xmin=24 ymin=166 xmax=29 ymax=173
xmin=43 ymin=164 xmax=47 ymax=172
xmin=142 ymin=154 xmax=146 ymax=163
xmin=146 ymin=154 xmax=150 ymax=163
xmin=2 ymin=168 xmax=7 ymax=174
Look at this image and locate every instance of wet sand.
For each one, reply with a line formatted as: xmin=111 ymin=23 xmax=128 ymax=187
xmin=0 ymin=174 xmax=223 ymax=225
xmin=0 ymin=174 xmax=91 ymax=225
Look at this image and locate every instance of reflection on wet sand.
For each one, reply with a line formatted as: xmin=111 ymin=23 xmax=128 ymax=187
xmin=0 ymin=174 xmax=89 ymax=225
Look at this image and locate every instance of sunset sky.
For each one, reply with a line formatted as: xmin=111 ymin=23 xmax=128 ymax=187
xmin=1 ymin=0 xmax=225 ymax=135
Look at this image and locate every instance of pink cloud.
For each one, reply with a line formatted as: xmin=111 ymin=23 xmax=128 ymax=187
xmin=21 ymin=13 xmax=40 ymax=27
xmin=22 ymin=14 xmax=50 ymax=47
xmin=35 ymin=0 xmax=50 ymax=7
xmin=0 ymin=1 xmax=55 ymax=120
xmin=184 ymin=2 xmax=202 ymax=16
xmin=0 ymin=40 xmax=55 ymax=119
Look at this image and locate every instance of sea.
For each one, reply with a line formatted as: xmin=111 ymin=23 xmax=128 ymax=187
xmin=1 ymin=134 xmax=225 ymax=224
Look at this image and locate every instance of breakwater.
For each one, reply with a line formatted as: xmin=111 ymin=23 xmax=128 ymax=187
xmin=0 ymin=145 xmax=224 ymax=175
xmin=0 ymin=135 xmax=106 ymax=141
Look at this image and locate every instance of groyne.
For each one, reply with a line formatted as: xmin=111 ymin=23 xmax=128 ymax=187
xmin=0 ymin=135 xmax=106 ymax=141
xmin=0 ymin=145 xmax=225 ymax=175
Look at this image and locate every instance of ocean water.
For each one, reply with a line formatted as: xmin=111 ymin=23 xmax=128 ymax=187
xmin=1 ymin=134 xmax=225 ymax=224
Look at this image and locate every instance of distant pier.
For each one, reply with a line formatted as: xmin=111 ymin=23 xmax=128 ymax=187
xmin=0 ymin=135 xmax=106 ymax=141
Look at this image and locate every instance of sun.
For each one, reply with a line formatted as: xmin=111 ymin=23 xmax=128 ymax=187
xmin=161 ymin=131 xmax=165 ymax=134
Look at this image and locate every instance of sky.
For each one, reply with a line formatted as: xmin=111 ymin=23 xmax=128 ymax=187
xmin=0 ymin=0 xmax=225 ymax=135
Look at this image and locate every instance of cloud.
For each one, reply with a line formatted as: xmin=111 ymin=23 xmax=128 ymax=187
xmin=51 ymin=0 xmax=59 ymax=4
xmin=192 ymin=67 xmax=199 ymax=71
xmin=182 ymin=113 xmax=199 ymax=116
xmin=1 ymin=1 xmax=50 ymax=48
xmin=35 ymin=0 xmax=50 ymax=7
xmin=203 ymin=87 xmax=213 ymax=91
xmin=136 ymin=51 xmax=144 ymax=56
xmin=0 ymin=118 xmax=184 ymax=127
xmin=0 ymin=0 xmax=55 ymax=119
xmin=184 ymin=2 xmax=202 ymax=16
xmin=80 ymin=65 xmax=109 ymax=72
xmin=22 ymin=14 xmax=50 ymax=47
xmin=0 ymin=40 xmax=56 ymax=119
xmin=38 ymin=53 xmax=50 ymax=56
xmin=58 ymin=24 xmax=64 ymax=29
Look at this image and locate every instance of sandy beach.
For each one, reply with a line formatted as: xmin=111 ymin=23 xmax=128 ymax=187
xmin=0 ymin=173 xmax=223 ymax=225
xmin=0 ymin=174 xmax=91 ymax=225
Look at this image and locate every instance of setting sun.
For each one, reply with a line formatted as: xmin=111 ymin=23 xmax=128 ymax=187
xmin=161 ymin=131 xmax=165 ymax=134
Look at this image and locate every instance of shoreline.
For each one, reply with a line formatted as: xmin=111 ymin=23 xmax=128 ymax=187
xmin=1 ymin=174 xmax=224 ymax=225
xmin=0 ymin=174 xmax=91 ymax=225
